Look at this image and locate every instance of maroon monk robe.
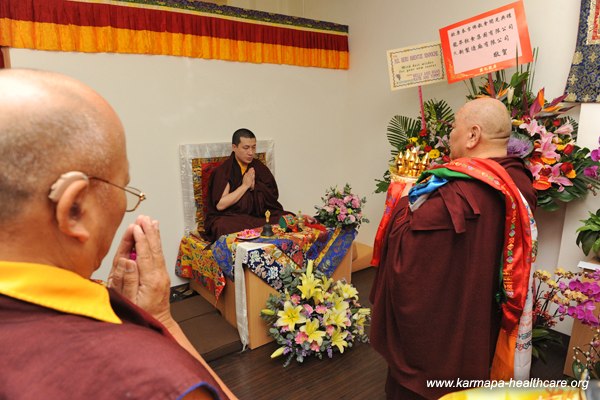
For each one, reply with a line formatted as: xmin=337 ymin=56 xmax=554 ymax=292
xmin=369 ymin=157 xmax=536 ymax=400
xmin=204 ymin=153 xmax=288 ymax=241
xmin=0 ymin=289 xmax=229 ymax=399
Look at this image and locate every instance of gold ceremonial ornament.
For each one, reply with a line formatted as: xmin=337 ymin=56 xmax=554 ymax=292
xmin=265 ymin=210 xmax=271 ymax=223
xmin=390 ymin=147 xmax=431 ymax=180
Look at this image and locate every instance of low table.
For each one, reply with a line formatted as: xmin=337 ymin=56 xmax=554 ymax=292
xmin=177 ymin=226 xmax=356 ymax=349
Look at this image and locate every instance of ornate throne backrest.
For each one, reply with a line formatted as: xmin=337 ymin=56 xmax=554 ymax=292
xmin=179 ymin=140 xmax=275 ymax=235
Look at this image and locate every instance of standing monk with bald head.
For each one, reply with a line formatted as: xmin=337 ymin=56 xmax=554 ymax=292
xmin=370 ymin=98 xmax=537 ymax=399
xmin=0 ymin=69 xmax=235 ymax=399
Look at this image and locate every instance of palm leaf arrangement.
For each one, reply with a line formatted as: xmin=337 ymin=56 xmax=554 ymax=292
xmin=375 ymin=99 xmax=454 ymax=193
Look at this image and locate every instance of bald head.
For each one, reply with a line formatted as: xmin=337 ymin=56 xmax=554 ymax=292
xmin=0 ymin=69 xmax=126 ymax=224
xmin=449 ymin=97 xmax=511 ymax=159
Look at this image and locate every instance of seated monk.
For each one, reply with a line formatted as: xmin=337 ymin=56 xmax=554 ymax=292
xmin=204 ymin=128 xmax=289 ymax=241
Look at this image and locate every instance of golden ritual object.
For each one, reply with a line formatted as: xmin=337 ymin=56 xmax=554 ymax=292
xmin=262 ymin=209 xmax=274 ymax=237
xmin=390 ymin=147 xmax=431 ymax=181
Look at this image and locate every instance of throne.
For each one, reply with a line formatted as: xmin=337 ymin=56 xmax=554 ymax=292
xmin=175 ymin=140 xmax=356 ymax=349
xmin=175 ymin=140 xmax=274 ymax=299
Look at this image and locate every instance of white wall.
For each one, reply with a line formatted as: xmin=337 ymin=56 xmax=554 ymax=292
xmin=10 ymin=49 xmax=348 ymax=284
xmin=9 ymin=0 xmax=599 ymax=322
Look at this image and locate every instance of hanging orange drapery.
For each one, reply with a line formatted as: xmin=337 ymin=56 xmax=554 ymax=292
xmin=0 ymin=0 xmax=349 ymax=69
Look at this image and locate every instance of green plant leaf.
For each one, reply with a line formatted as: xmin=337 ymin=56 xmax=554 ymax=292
xmin=387 ymin=115 xmax=420 ymax=151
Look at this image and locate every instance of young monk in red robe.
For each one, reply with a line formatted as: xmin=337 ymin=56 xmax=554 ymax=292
xmin=204 ymin=128 xmax=288 ymax=241
xmin=370 ymin=98 xmax=537 ymax=399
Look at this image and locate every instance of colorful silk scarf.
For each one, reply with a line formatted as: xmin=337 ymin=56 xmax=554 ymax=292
xmin=372 ymin=157 xmax=537 ymax=379
xmin=423 ymin=158 xmax=537 ymax=380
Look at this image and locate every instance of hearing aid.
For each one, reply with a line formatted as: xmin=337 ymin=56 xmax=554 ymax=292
xmin=48 ymin=171 xmax=89 ymax=202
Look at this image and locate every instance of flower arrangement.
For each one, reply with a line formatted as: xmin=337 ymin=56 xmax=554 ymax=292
xmin=375 ymin=99 xmax=454 ymax=193
xmin=261 ymin=260 xmax=371 ymax=367
xmin=314 ymin=183 xmax=369 ymax=229
xmin=466 ymin=66 xmax=600 ymax=211
xmin=572 ymin=328 xmax=600 ymax=379
xmin=532 ymin=268 xmax=600 ymax=364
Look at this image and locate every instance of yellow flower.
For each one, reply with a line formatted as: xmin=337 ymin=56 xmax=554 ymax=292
xmin=331 ymin=328 xmax=349 ymax=353
xmin=320 ymin=276 xmax=333 ymax=293
xmin=335 ymin=282 xmax=358 ymax=300
xmin=271 ymin=346 xmax=286 ymax=358
xmin=306 ymin=259 xmax=314 ymax=276
xmin=428 ymin=149 xmax=440 ymax=159
xmin=276 ymin=301 xmax=307 ymax=331
xmin=566 ymin=170 xmax=576 ymax=179
xmin=332 ymin=296 xmax=350 ymax=313
xmin=324 ymin=309 xmax=349 ymax=328
xmin=409 ymin=137 xmax=419 ymax=143
xmin=300 ymin=318 xmax=326 ymax=346
xmin=298 ymin=273 xmax=322 ymax=301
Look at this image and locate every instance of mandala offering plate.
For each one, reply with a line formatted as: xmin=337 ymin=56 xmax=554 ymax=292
xmin=237 ymin=229 xmax=260 ymax=240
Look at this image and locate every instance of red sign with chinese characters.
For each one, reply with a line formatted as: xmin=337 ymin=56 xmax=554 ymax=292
xmin=439 ymin=1 xmax=533 ymax=83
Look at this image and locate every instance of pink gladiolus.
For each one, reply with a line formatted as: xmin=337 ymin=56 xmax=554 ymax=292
xmin=352 ymin=198 xmax=361 ymax=208
xmin=338 ymin=214 xmax=346 ymax=222
xmin=343 ymin=195 xmax=352 ymax=204
xmin=326 ymin=325 xmax=335 ymax=335
xmin=303 ymin=304 xmax=314 ymax=315
xmin=310 ymin=341 xmax=321 ymax=351
xmin=316 ymin=305 xmax=328 ymax=314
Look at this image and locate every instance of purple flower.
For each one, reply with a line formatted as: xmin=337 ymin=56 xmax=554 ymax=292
xmin=568 ymin=300 xmax=599 ymax=326
xmin=592 ymin=148 xmax=600 ymax=162
xmin=507 ymin=136 xmax=533 ymax=158
xmin=584 ymin=166 xmax=598 ymax=179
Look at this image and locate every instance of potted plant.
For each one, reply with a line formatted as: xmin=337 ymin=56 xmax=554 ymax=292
xmin=576 ymin=209 xmax=600 ymax=258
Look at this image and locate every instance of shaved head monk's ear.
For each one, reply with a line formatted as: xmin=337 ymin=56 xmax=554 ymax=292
xmin=50 ymin=173 xmax=91 ymax=243
xmin=466 ymin=125 xmax=482 ymax=150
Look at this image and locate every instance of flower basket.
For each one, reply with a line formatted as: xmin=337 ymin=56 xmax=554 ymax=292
xmin=466 ymin=67 xmax=600 ymax=211
xmin=314 ymin=183 xmax=369 ymax=229
xmin=260 ymin=260 xmax=370 ymax=366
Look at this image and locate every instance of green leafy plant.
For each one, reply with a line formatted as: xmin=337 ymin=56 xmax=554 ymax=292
xmin=576 ymin=209 xmax=600 ymax=257
xmin=375 ymin=99 xmax=454 ymax=193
